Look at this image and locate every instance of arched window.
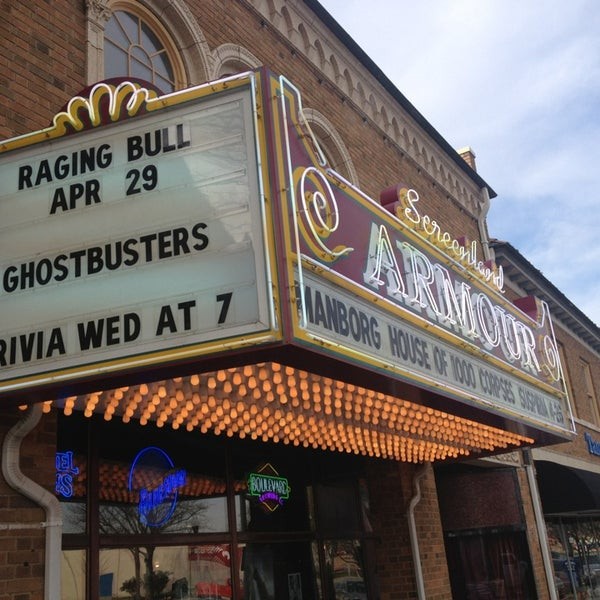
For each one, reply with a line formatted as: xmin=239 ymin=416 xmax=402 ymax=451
xmin=104 ymin=10 xmax=176 ymax=92
xmin=103 ymin=6 xmax=184 ymax=93
xmin=86 ymin=0 xmax=210 ymax=90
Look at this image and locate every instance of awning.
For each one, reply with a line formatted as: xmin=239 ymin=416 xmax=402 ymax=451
xmin=536 ymin=460 xmax=600 ymax=514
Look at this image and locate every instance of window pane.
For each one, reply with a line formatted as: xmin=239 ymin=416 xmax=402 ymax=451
xmin=99 ymin=545 xmax=230 ymax=599
xmin=61 ymin=549 xmax=86 ymax=600
xmin=445 ymin=530 xmax=536 ymax=599
xmin=104 ymin=39 xmax=128 ymax=80
xmin=115 ymin=11 xmax=139 ymax=44
xmin=324 ymin=540 xmax=366 ymax=600
xmin=314 ymin=482 xmax=360 ymax=533
xmin=239 ymin=541 xmax=317 ymax=600
xmin=130 ymin=57 xmax=152 ymax=82
xmin=190 ymin=545 xmax=233 ymax=599
xmin=97 ymin=420 xmax=228 ymax=535
xmin=154 ymin=50 xmax=174 ymax=80
xmin=131 ymin=45 xmax=151 ymax=68
xmin=232 ymin=444 xmax=310 ymax=533
xmin=156 ymin=74 xmax=175 ymax=94
xmin=56 ymin=415 xmax=87 ymax=534
xmin=141 ymin=20 xmax=163 ymax=53
xmin=105 ymin=14 xmax=129 ymax=49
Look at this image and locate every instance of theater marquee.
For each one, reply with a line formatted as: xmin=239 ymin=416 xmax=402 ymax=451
xmin=270 ymin=75 xmax=573 ymax=435
xmin=0 ymin=70 xmax=574 ymax=440
xmin=0 ymin=76 xmax=278 ymax=396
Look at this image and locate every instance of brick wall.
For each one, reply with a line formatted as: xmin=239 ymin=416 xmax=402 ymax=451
xmin=367 ymin=460 xmax=452 ymax=599
xmin=0 ymin=0 xmax=86 ymax=140
xmin=0 ymin=408 xmax=56 ymax=600
xmin=414 ymin=466 xmax=452 ymax=599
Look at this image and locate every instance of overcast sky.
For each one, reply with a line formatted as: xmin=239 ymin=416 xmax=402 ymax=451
xmin=318 ymin=0 xmax=600 ymax=327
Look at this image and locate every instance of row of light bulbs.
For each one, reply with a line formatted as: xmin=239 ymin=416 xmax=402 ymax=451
xmin=42 ymin=362 xmax=532 ymax=463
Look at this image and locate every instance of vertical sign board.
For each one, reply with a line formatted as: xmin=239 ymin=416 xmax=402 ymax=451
xmin=0 ymin=75 xmax=279 ymax=397
xmin=269 ymin=75 xmax=573 ymax=437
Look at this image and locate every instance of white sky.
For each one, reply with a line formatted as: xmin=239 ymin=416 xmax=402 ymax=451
xmin=318 ymin=0 xmax=600 ymax=326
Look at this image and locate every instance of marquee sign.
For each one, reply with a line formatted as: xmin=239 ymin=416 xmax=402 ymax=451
xmin=270 ymin=75 xmax=572 ymax=435
xmin=0 ymin=75 xmax=278 ymax=397
xmin=0 ymin=69 xmax=573 ymax=439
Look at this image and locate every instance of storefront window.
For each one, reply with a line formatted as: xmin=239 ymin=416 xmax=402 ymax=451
xmin=98 ymin=545 xmax=232 ymax=599
xmin=323 ymin=540 xmax=367 ymax=600
xmin=444 ymin=529 xmax=536 ymax=599
xmin=239 ymin=541 xmax=318 ymax=600
xmin=57 ymin=411 xmax=375 ymax=599
xmin=62 ymin=549 xmax=86 ymax=600
xmin=94 ymin=417 xmax=229 ymax=537
xmin=548 ymin=518 xmax=600 ymax=599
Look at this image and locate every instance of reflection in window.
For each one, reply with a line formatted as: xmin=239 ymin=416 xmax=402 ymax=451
xmin=95 ymin=450 xmax=229 ymax=536
xmin=239 ymin=541 xmax=318 ymax=600
xmin=104 ymin=10 xmax=176 ymax=93
xmin=323 ymin=540 xmax=366 ymax=600
xmin=62 ymin=550 xmax=86 ymax=600
xmin=56 ymin=417 xmax=87 ymax=534
xmin=445 ymin=529 xmax=536 ymax=599
xmin=547 ymin=517 xmax=600 ymax=598
xmin=98 ymin=545 xmax=232 ymax=599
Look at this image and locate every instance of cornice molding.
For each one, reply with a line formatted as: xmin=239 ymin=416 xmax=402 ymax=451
xmin=248 ymin=0 xmax=483 ymax=217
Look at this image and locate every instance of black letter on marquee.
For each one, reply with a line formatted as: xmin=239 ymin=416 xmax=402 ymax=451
xmin=156 ymin=305 xmax=177 ymax=335
xmin=216 ymin=293 xmax=232 ymax=324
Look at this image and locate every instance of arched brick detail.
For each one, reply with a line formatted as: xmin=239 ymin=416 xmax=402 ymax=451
xmin=248 ymin=0 xmax=486 ymax=217
xmin=303 ymin=107 xmax=360 ymax=187
xmin=212 ymin=44 xmax=262 ymax=80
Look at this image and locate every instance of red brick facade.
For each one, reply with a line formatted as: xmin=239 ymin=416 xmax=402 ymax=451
xmin=2 ymin=1 xmax=596 ymax=600
xmin=0 ymin=408 xmax=55 ymax=600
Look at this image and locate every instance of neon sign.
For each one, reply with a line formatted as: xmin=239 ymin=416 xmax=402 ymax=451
xmin=383 ymin=186 xmax=504 ymax=292
xmin=55 ymin=450 xmax=79 ymax=498
xmin=270 ymin=74 xmax=571 ymax=434
xmin=247 ymin=463 xmax=290 ymax=512
xmin=128 ymin=446 xmax=187 ymax=527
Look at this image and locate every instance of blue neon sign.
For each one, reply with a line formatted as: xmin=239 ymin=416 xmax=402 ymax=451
xmin=128 ymin=446 xmax=187 ymax=527
xmin=55 ymin=451 xmax=79 ymax=498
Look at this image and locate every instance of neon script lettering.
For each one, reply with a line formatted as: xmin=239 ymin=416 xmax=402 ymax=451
xmin=363 ymin=222 xmax=559 ymax=380
xmin=138 ymin=469 xmax=187 ymax=525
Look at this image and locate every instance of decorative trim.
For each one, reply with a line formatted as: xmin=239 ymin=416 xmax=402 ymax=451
xmin=55 ymin=82 xmax=158 ymax=132
xmin=249 ymin=0 xmax=484 ymax=217
xmin=147 ymin=0 xmax=212 ymax=85
xmin=85 ymin=0 xmax=111 ymax=22
xmin=212 ymin=43 xmax=262 ymax=80
xmin=302 ymin=107 xmax=359 ymax=187
xmin=0 ymin=82 xmax=158 ymax=151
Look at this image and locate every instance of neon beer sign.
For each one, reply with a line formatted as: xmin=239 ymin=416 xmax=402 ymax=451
xmin=128 ymin=446 xmax=187 ymax=527
xmin=248 ymin=463 xmax=290 ymax=512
